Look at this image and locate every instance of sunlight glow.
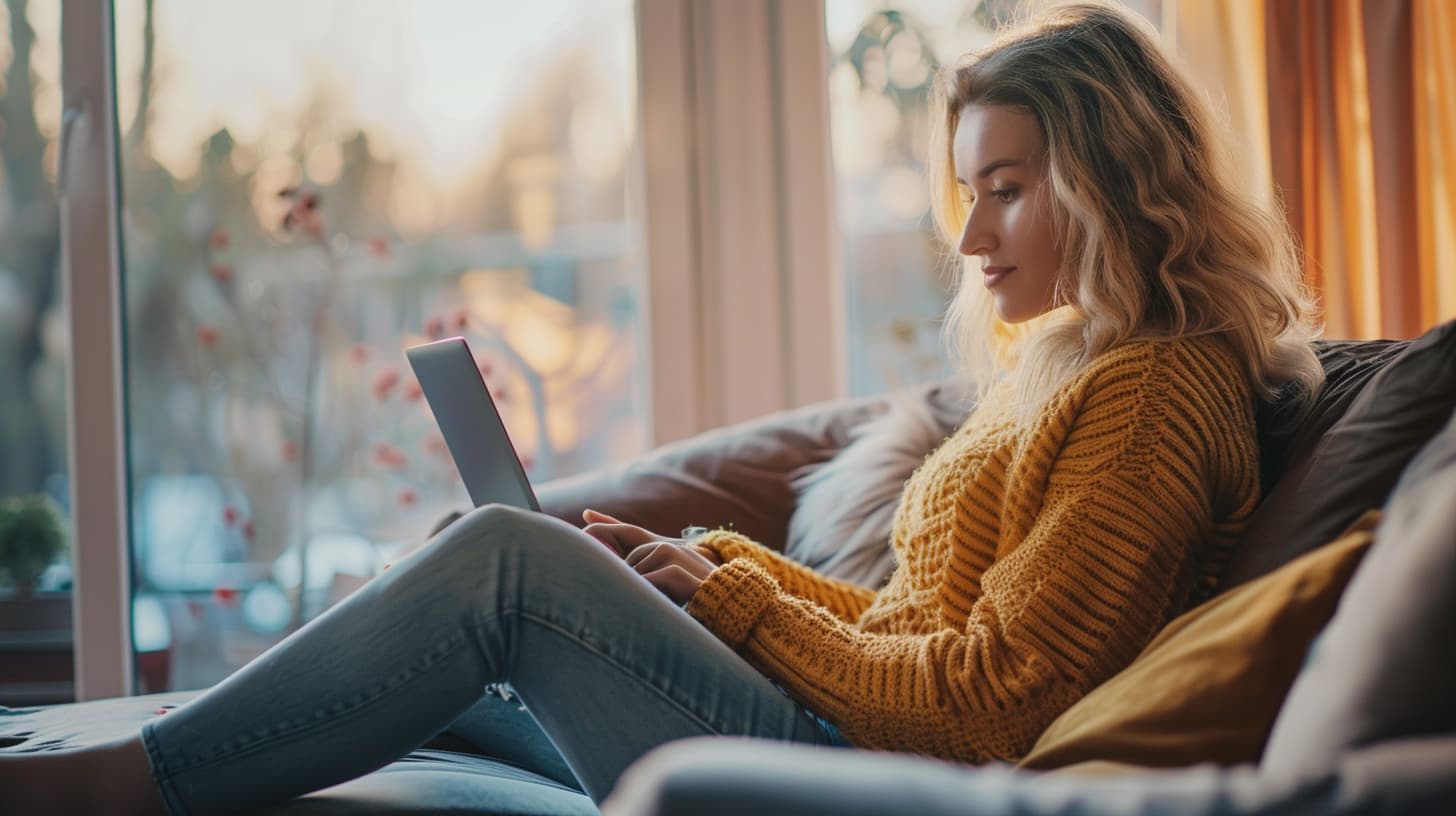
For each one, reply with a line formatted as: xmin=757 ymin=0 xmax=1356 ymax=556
xmin=109 ymin=0 xmax=634 ymax=199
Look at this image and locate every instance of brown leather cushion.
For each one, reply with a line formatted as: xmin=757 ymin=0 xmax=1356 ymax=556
xmin=534 ymin=395 xmax=887 ymax=551
xmin=1223 ymin=320 xmax=1456 ymax=590
xmin=1017 ymin=511 xmax=1377 ymax=772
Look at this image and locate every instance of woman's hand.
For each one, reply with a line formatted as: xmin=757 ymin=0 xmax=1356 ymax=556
xmin=582 ymin=509 xmax=723 ymax=604
xmin=624 ymin=540 xmax=719 ymax=605
xmin=581 ymin=509 xmax=669 ymax=557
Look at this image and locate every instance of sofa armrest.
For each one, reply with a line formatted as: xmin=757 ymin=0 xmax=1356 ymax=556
xmin=532 ymin=394 xmax=890 ymax=552
xmin=602 ymin=734 xmax=1456 ymax=816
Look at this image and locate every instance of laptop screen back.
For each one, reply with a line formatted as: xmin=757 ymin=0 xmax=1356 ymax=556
xmin=405 ymin=337 xmax=540 ymax=511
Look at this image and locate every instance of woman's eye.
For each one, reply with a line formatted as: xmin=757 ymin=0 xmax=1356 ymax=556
xmin=992 ymin=187 xmax=1018 ymax=203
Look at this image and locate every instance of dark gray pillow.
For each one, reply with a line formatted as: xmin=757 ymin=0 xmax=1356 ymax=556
xmin=1254 ymin=338 xmax=1407 ymax=494
xmin=1224 ymin=320 xmax=1456 ymax=589
xmin=1261 ymin=406 xmax=1456 ymax=778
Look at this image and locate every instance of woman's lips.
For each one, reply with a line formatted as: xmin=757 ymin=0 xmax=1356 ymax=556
xmin=983 ymin=266 xmax=1016 ymax=288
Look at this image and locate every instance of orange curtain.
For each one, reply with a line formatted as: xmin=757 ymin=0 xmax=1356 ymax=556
xmin=1169 ymin=0 xmax=1274 ymax=209
xmin=1413 ymin=0 xmax=1456 ymax=328
xmin=1265 ymin=0 xmax=1456 ymax=339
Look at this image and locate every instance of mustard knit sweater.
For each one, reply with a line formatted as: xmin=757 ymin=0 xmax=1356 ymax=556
xmin=685 ymin=335 xmax=1260 ymax=764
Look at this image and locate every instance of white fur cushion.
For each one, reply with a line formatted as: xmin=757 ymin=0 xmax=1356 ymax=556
xmin=782 ymin=383 xmax=973 ymax=588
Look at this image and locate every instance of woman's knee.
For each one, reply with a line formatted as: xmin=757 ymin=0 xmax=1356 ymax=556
xmin=424 ymin=503 xmax=592 ymax=571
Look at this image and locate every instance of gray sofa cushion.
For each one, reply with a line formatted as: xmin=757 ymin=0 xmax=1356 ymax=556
xmin=1261 ymin=407 xmax=1456 ymax=778
xmin=0 ymin=691 xmax=595 ymax=815
xmin=258 ymin=751 xmax=594 ymax=816
xmin=603 ymin=733 xmax=1456 ymax=816
xmin=1223 ymin=320 xmax=1456 ymax=589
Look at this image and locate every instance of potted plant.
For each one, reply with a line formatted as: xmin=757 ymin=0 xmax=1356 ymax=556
xmin=0 ymin=495 xmax=72 ymax=704
xmin=0 ymin=494 xmax=67 ymax=597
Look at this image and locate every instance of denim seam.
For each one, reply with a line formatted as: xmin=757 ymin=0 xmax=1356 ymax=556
xmin=141 ymin=719 xmax=190 ymax=816
xmin=163 ymin=631 xmax=470 ymax=775
xmin=486 ymin=607 xmax=734 ymax=738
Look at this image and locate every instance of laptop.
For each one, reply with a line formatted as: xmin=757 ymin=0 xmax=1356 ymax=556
xmin=405 ymin=336 xmax=540 ymax=511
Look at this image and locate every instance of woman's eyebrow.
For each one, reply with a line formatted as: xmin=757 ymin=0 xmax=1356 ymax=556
xmin=955 ymin=158 xmax=1025 ymax=185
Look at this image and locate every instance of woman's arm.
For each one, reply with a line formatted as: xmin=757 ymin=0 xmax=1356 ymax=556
xmin=688 ymin=469 xmax=1212 ymax=763
xmin=686 ymin=348 xmax=1259 ymax=762
xmin=579 ymin=510 xmax=878 ymax=623
xmin=696 ymin=532 xmax=879 ymax=625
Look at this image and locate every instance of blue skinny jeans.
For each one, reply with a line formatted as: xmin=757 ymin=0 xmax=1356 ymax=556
xmin=140 ymin=504 xmax=846 ymax=815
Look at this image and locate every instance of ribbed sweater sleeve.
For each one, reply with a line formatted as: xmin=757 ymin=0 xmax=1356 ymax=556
xmin=696 ymin=531 xmax=878 ymax=624
xmin=685 ymin=340 xmax=1257 ymax=763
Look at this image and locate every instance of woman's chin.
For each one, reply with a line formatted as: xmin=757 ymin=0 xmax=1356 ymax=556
xmin=994 ymin=301 xmax=1074 ymax=326
xmin=993 ymin=303 xmax=1036 ymax=325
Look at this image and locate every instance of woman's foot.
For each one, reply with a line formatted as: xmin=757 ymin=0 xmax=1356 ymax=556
xmin=0 ymin=734 xmax=168 ymax=815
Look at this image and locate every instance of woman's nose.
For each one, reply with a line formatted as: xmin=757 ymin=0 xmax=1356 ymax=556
xmin=958 ymin=209 xmax=995 ymax=257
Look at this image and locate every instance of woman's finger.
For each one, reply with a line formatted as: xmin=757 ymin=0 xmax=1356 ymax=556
xmin=582 ymin=508 xmax=623 ymax=525
xmin=581 ymin=525 xmax=628 ymax=557
xmin=588 ymin=523 xmax=653 ymax=554
xmin=641 ymin=564 xmax=703 ymax=605
xmin=625 ymin=541 xmax=676 ymax=570
xmin=627 ymin=541 xmax=716 ymax=581
xmin=583 ymin=523 xmax=637 ymax=557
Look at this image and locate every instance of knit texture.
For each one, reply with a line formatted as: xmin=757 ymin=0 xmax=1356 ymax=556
xmin=686 ymin=335 xmax=1260 ymax=764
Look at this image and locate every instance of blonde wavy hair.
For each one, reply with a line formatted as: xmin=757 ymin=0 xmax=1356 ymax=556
xmin=930 ymin=1 xmax=1323 ymax=413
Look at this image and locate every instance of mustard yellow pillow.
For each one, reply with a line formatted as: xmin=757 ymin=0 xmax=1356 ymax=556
xmin=1018 ymin=510 xmax=1380 ymax=771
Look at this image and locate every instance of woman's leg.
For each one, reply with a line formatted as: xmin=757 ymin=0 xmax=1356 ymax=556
xmin=130 ymin=503 xmax=838 ymax=814
xmin=432 ymin=687 xmax=580 ymax=789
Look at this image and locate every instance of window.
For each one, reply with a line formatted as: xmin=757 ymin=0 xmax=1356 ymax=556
xmin=0 ymin=0 xmax=74 ymax=705
xmin=113 ymin=0 xmax=648 ymax=689
xmin=827 ymin=1 xmax=991 ymax=395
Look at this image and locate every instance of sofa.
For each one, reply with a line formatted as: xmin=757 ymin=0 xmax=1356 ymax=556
xmin=3 ymin=321 xmax=1453 ymax=815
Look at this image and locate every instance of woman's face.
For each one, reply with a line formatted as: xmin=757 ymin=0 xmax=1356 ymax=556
xmin=952 ymin=104 xmax=1064 ymax=323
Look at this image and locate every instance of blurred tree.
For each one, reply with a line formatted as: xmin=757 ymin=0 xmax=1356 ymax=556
xmin=0 ymin=0 xmax=61 ymax=501
xmin=0 ymin=1 xmax=646 ymax=688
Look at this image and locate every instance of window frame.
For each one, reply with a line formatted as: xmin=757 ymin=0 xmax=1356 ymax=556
xmin=59 ymin=0 xmax=135 ymax=700
xmin=638 ymin=0 xmax=844 ymax=438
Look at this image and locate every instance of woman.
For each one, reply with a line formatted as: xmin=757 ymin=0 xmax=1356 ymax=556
xmin=2 ymin=3 xmax=1322 ymax=814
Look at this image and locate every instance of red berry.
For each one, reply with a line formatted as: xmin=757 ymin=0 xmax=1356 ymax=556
xmin=372 ymin=368 xmax=400 ymax=400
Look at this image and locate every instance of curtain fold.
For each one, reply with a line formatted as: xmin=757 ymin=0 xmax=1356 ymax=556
xmin=1414 ymin=0 xmax=1456 ymax=329
xmin=1169 ymin=0 xmax=1273 ymax=208
xmin=1359 ymin=0 xmax=1415 ymax=335
xmin=1265 ymin=0 xmax=1455 ymax=339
